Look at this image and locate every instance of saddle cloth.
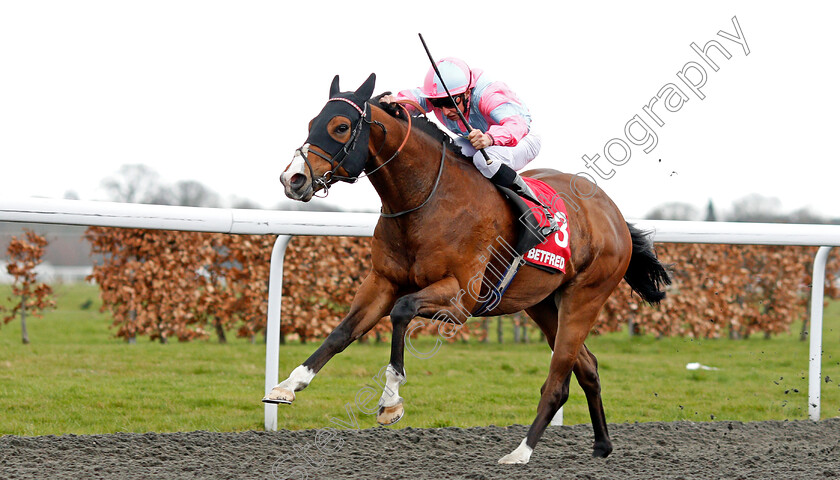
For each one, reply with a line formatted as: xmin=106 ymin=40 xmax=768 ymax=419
xmin=521 ymin=177 xmax=571 ymax=274
xmin=470 ymin=177 xmax=571 ymax=316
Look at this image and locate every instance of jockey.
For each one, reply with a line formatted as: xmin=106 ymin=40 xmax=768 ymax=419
xmin=381 ymin=57 xmax=557 ymax=243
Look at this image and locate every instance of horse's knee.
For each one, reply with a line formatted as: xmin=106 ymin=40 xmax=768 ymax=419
xmin=557 ymin=378 xmax=571 ymax=402
xmin=390 ymin=296 xmax=417 ymax=325
xmin=589 ymin=350 xmax=599 ymax=369
xmin=575 ymin=350 xmax=602 ymax=392
xmin=541 ymin=374 xmax=571 ymax=406
xmin=320 ymin=322 xmax=354 ymax=353
xmin=576 ymin=365 xmax=601 ymax=391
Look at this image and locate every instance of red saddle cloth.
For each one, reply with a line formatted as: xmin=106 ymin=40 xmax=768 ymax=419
xmin=521 ymin=177 xmax=571 ymax=273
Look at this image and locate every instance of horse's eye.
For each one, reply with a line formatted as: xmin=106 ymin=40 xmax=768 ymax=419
xmin=335 ymin=124 xmax=349 ymax=134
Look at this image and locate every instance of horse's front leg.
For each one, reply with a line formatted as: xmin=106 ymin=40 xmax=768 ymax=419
xmin=262 ymin=272 xmax=397 ymax=405
xmin=376 ymin=276 xmax=467 ymax=426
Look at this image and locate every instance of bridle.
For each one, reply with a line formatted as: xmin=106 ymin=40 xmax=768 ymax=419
xmin=295 ymin=99 xmax=444 ymax=218
xmin=296 ymin=98 xmax=378 ymax=197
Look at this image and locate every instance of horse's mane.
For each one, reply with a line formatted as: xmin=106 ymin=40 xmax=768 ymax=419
xmin=371 ymin=93 xmax=469 ymax=161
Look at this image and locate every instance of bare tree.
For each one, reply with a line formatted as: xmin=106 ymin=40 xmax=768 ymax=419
xmin=171 ymin=180 xmax=221 ymax=208
xmin=645 ymin=202 xmax=700 ymax=221
xmin=727 ymin=194 xmax=783 ymax=223
xmin=230 ymin=197 xmax=262 ymax=209
xmin=787 ymin=207 xmax=825 ymax=224
xmin=101 ymin=164 xmax=168 ymax=204
xmin=273 ymin=200 xmax=343 ymax=212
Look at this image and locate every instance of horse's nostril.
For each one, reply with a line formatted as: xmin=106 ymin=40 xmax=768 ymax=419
xmin=290 ymin=173 xmax=306 ymax=190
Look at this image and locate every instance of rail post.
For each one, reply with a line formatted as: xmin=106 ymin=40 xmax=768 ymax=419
xmin=808 ymin=246 xmax=832 ymax=421
xmin=265 ymin=234 xmax=293 ymax=431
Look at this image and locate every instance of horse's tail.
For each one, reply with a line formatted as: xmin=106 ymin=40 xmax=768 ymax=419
xmin=623 ymin=223 xmax=672 ymax=304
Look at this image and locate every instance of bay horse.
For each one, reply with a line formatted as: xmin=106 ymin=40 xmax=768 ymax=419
xmin=267 ymin=73 xmax=671 ymax=464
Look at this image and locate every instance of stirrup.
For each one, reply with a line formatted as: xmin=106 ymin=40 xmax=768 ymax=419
xmin=531 ymin=212 xmax=558 ymax=245
xmin=510 ymin=175 xmax=558 ymax=233
xmin=521 ymin=192 xmax=558 ymax=238
xmin=540 ymin=205 xmax=559 ymax=236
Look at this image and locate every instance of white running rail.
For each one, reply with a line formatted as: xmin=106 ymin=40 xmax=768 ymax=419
xmin=1 ymin=197 xmax=837 ymax=429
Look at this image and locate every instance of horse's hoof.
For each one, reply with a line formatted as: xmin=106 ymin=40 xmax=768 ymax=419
xmin=592 ymin=442 xmax=612 ymax=458
xmin=376 ymin=401 xmax=404 ymax=426
xmin=498 ymin=439 xmax=532 ymax=464
xmin=262 ymin=387 xmax=295 ymax=404
xmin=498 ymin=452 xmax=530 ymax=465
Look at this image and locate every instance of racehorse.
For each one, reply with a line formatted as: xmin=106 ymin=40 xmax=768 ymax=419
xmin=268 ymin=73 xmax=671 ymax=464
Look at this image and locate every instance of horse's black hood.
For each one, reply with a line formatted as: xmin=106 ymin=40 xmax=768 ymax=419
xmin=304 ymin=73 xmax=376 ymax=180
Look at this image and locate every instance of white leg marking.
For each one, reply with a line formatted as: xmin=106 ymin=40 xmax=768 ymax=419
xmin=378 ymin=364 xmax=406 ymax=408
xmin=263 ymin=364 xmax=315 ymax=403
xmin=278 ymin=364 xmax=316 ymax=392
xmin=498 ymin=438 xmax=533 ymax=464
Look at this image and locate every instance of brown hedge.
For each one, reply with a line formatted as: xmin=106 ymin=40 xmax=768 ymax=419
xmin=85 ymin=228 xmax=840 ymax=342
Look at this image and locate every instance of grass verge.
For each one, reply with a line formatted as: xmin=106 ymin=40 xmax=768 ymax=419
xmin=1 ymin=283 xmax=838 ymax=435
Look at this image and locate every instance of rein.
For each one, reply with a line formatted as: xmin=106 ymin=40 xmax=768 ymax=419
xmin=371 ymin=101 xmax=447 ymax=218
xmin=380 ymin=139 xmax=446 ymax=218
xmin=362 ymin=102 xmax=415 ymax=178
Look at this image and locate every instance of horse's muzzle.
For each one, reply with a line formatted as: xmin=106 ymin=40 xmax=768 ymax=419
xmin=280 ymin=148 xmax=315 ymax=201
xmin=280 ymin=172 xmax=314 ymax=202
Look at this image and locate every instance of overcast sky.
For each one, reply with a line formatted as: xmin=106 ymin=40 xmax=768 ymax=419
xmin=1 ymin=1 xmax=838 ymax=220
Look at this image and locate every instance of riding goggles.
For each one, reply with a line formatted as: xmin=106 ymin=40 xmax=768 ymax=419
xmin=428 ymin=95 xmax=464 ymax=109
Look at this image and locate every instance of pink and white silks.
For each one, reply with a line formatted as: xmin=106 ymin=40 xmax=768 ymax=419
xmin=395 ymin=68 xmax=542 ymax=178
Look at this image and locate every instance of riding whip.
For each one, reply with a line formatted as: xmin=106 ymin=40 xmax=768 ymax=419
xmin=418 ymin=33 xmax=493 ymax=165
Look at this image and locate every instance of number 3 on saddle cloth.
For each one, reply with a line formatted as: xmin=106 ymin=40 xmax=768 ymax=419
xmin=521 ymin=177 xmax=570 ymax=272
xmin=472 ymin=177 xmax=571 ymax=316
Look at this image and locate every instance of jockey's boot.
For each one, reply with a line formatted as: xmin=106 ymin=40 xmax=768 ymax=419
xmin=490 ymin=164 xmax=558 ymax=253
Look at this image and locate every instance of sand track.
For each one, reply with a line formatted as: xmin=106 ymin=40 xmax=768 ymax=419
xmin=2 ymin=419 xmax=839 ymax=479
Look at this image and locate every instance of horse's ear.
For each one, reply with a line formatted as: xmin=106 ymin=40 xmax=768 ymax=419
xmin=356 ymin=73 xmax=376 ymax=100
xmin=329 ymin=75 xmax=340 ymax=98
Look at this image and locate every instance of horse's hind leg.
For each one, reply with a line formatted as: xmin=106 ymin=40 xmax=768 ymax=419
xmin=500 ymin=281 xmax=618 ymax=464
xmin=523 ymin=297 xmax=612 ymax=458
xmin=525 ymin=295 xmax=560 ymax=350
xmin=574 ymin=344 xmax=612 ymax=457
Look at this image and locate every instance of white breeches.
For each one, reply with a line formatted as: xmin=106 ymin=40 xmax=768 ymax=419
xmin=454 ymin=132 xmax=542 ymax=178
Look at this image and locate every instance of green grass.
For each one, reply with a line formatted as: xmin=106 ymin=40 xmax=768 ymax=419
xmin=1 ymin=283 xmax=839 ymax=436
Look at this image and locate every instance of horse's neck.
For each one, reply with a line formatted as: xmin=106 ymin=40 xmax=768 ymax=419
xmin=367 ymin=108 xmax=455 ymax=216
xmin=366 ymin=106 xmax=517 ymax=259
